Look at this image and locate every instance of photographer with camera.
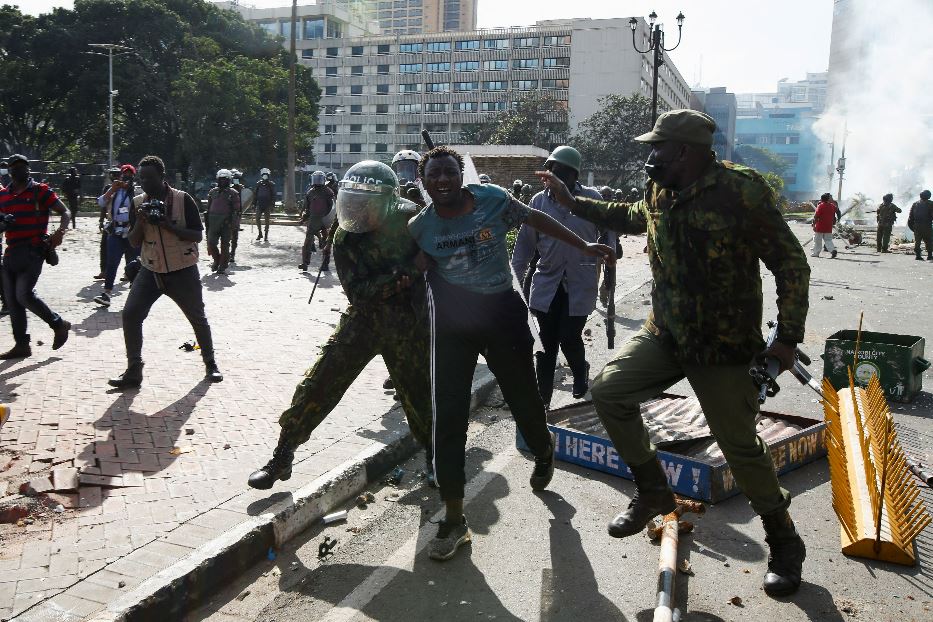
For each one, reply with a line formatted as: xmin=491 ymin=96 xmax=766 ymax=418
xmin=94 ymin=164 xmax=140 ymax=307
xmin=108 ymin=155 xmax=222 ymax=388
xmin=0 ymin=154 xmax=71 ymax=359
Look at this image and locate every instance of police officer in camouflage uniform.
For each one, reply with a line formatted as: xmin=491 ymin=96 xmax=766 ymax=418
xmin=538 ymin=109 xmax=811 ymax=598
xmin=298 ymin=171 xmax=335 ymax=271
xmin=875 ymin=193 xmax=901 ymax=253
xmin=248 ymin=161 xmax=433 ymax=490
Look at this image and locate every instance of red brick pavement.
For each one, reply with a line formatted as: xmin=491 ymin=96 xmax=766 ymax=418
xmin=0 ymin=224 xmax=413 ymax=620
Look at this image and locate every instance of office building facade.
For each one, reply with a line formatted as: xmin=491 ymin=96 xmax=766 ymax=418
xmin=228 ymin=6 xmax=692 ymax=173
xmin=691 ymin=87 xmax=736 ymax=162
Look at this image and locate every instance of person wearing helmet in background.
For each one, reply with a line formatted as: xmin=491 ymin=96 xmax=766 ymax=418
xmin=253 ymin=167 xmax=275 ymax=241
xmin=875 ymin=193 xmax=900 ymax=253
xmin=908 ymin=189 xmax=933 ymax=260
xmin=325 ymin=171 xmax=339 ymax=198
xmin=479 ymin=174 xmax=491 ymax=184
xmin=520 ymin=183 xmax=533 ymax=203
xmin=512 ymin=145 xmax=612 ymax=407
xmin=299 ymin=171 xmax=335 ymax=271
xmin=613 ymin=188 xmax=625 ymax=201
xmin=205 ymin=169 xmax=240 ymax=274
xmin=512 ymin=179 xmax=523 ymax=199
xmin=599 ymin=186 xmax=613 ymax=201
xmin=248 ymin=160 xmax=433 ymax=491
xmin=229 ymin=169 xmax=245 ymax=263
xmin=392 ymin=149 xmax=425 ymax=208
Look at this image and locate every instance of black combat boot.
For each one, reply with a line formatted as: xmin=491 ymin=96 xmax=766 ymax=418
xmin=608 ymin=456 xmax=677 ymax=538
xmin=761 ymin=509 xmax=806 ymax=597
xmin=108 ymin=362 xmax=144 ymax=388
xmin=52 ymin=319 xmax=71 ymax=350
xmin=572 ymin=361 xmax=590 ymax=399
xmin=0 ymin=337 xmax=31 ymax=360
xmin=248 ymin=437 xmax=295 ymax=490
xmin=205 ymin=360 xmax=223 ymax=383
xmin=529 ymin=439 xmax=555 ymax=491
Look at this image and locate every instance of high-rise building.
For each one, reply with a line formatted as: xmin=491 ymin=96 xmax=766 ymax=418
xmin=334 ymin=0 xmax=477 ymax=35
xmin=226 ymin=4 xmax=692 ymax=173
xmin=691 ymin=87 xmax=736 ymax=161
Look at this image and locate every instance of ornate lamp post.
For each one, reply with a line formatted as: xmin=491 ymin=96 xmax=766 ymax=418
xmin=628 ymin=11 xmax=685 ymax=125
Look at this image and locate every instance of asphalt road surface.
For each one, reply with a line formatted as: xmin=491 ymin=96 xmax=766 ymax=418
xmin=194 ymin=224 xmax=933 ymax=622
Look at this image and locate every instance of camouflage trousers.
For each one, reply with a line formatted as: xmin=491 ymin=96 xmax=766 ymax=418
xmin=278 ymin=298 xmax=432 ymax=450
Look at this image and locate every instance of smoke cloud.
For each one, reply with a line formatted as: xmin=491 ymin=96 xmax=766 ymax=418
xmin=813 ymin=0 xmax=933 ymax=225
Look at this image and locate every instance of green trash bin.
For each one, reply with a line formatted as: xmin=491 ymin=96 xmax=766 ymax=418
xmin=823 ymin=330 xmax=931 ymax=403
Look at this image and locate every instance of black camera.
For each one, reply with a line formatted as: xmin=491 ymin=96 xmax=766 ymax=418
xmin=142 ymin=199 xmax=166 ymax=224
xmin=0 ymin=213 xmax=15 ymax=232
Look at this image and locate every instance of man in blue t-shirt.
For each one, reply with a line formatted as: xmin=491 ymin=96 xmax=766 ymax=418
xmin=408 ymin=145 xmax=614 ymax=562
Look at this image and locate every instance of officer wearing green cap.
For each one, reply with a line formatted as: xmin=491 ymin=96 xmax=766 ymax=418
xmin=537 ymin=108 xmax=811 ymax=598
xmin=248 ymin=160 xmax=433 ymax=490
xmin=512 ymin=145 xmax=612 ymax=406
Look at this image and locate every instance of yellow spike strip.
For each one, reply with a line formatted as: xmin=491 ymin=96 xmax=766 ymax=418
xmin=826 ymin=373 xmax=932 ymax=565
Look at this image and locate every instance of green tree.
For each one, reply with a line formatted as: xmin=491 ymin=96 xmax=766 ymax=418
xmin=485 ymin=92 xmax=569 ymax=150
xmin=732 ymin=145 xmax=791 ymax=177
xmin=572 ymin=93 xmax=653 ymax=188
xmin=0 ymin=0 xmax=317 ymax=177
xmin=172 ymin=56 xmax=319 ymax=179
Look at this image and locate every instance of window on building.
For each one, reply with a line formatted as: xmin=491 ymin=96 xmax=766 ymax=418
xmin=327 ymin=21 xmax=341 ymax=38
xmin=326 ymin=47 xmax=339 ymax=58
xmin=326 ymin=66 xmax=338 ymax=77
xmin=376 ymin=103 xmax=389 ymax=114
xmin=426 ymin=82 xmax=450 ymax=92
xmin=376 ymin=84 xmax=389 ymax=94
xmin=377 ymin=44 xmax=391 ymax=55
xmin=377 ymin=64 xmax=390 ymax=75
xmin=281 ymin=20 xmax=291 ymax=39
xmin=426 ymin=103 xmax=448 ymax=113
xmin=351 ymin=46 xmax=364 ymax=57
xmin=349 ymin=143 xmax=362 ymax=153
xmin=301 ymin=49 xmax=314 ymax=59
xmin=455 ymin=81 xmax=479 ymax=91
xmin=399 ymin=42 xmax=423 ymax=53
xmin=426 ymin=41 xmax=451 ymax=52
xmin=376 ymin=124 xmax=388 ymax=133
xmin=513 ymin=80 xmax=538 ymax=91
xmin=303 ymin=18 xmax=324 ymax=40
xmin=400 ymin=63 xmax=422 ymax=73
xmin=482 ymin=60 xmax=508 ymax=71
xmin=399 ymin=103 xmax=422 ymax=113
xmin=375 ymin=143 xmax=388 ymax=153
xmin=484 ymin=38 xmax=508 ymax=49
xmin=324 ymin=124 xmax=336 ymax=134
xmin=482 ymin=81 xmax=506 ymax=90
xmin=324 ymin=143 xmax=336 ymax=153
xmin=351 ymin=85 xmax=363 ymax=95
xmin=426 ymin=62 xmax=450 ymax=72
xmin=454 ymin=61 xmax=479 ymax=72
xmin=350 ymin=105 xmax=362 ymax=115
xmin=258 ymin=22 xmax=278 ymax=36
xmin=454 ymin=102 xmax=478 ymax=112
xmin=400 ymin=83 xmax=421 ymax=93
xmin=513 ymin=58 xmax=539 ymax=70
xmin=349 ymin=124 xmax=362 ymax=134
xmin=325 ymin=85 xmax=338 ymax=96
xmin=425 ymin=123 xmax=446 ymax=133
xmin=543 ymin=57 xmax=570 ymax=68
xmin=481 ymin=101 xmax=507 ymax=112
xmin=351 ymin=65 xmax=363 ymax=76
xmin=543 ymin=35 xmax=571 ymax=46
xmin=514 ymin=37 xmax=539 ymax=48
xmin=324 ymin=105 xmax=338 ymax=115
xmin=456 ymin=40 xmax=480 ymax=50
xmin=542 ymin=78 xmax=569 ymax=89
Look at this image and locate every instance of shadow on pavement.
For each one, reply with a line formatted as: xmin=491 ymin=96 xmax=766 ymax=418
xmin=536 ymin=490 xmax=629 ymax=621
xmin=202 ymin=272 xmax=234 ymax=291
xmin=0 ymin=356 xmax=62 ymax=400
xmin=247 ymin=490 xmax=294 ymax=516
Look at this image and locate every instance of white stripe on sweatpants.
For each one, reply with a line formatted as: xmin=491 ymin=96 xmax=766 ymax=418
xmin=425 ymin=276 xmax=439 ymax=488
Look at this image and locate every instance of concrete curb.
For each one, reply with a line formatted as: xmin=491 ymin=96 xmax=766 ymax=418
xmin=83 ymin=368 xmax=499 ymax=622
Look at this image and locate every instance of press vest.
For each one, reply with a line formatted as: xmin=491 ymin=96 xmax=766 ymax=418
xmin=133 ymin=186 xmax=199 ymax=274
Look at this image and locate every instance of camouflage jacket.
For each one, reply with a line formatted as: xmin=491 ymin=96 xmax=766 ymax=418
xmin=572 ymin=160 xmax=810 ymax=365
xmin=876 ymin=202 xmax=901 ymax=227
xmin=908 ymin=199 xmax=933 ymax=230
xmin=333 ymin=199 xmax=425 ymax=309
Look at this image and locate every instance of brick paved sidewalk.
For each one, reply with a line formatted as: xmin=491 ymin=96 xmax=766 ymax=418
xmin=0 ymin=224 xmax=430 ymax=621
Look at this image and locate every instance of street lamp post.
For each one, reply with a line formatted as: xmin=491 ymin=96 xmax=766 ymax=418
xmin=628 ymin=11 xmax=685 ymax=125
xmin=87 ymin=43 xmax=133 ymax=167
